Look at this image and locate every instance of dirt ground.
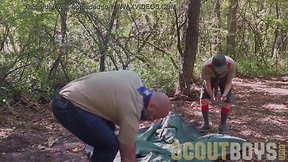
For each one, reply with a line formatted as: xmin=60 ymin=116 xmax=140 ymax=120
xmin=0 ymin=77 xmax=287 ymax=162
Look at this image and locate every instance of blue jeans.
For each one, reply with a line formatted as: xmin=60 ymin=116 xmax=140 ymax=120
xmin=51 ymin=96 xmax=119 ymax=162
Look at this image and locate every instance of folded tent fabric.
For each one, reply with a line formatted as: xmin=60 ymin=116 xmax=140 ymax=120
xmin=136 ymin=113 xmax=245 ymax=162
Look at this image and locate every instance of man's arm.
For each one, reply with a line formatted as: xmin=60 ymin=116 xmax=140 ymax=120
xmin=204 ymin=79 xmax=218 ymax=105
xmin=204 ymin=79 xmax=216 ymax=101
xmin=119 ymin=142 xmax=136 ymax=162
xmin=117 ymin=113 xmax=138 ymax=162
xmin=222 ymin=62 xmax=236 ymax=100
xmin=221 ymin=79 xmax=232 ymax=102
xmin=222 ymin=79 xmax=232 ymax=97
xmin=204 ymin=79 xmax=213 ymax=98
xmin=223 ymin=60 xmax=236 ymax=97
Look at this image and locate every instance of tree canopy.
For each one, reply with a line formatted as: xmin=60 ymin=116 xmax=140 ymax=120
xmin=1 ymin=0 xmax=288 ymax=104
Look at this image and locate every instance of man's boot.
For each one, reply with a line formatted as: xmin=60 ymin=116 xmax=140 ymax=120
xmin=199 ymin=110 xmax=210 ymax=132
xmin=219 ymin=111 xmax=229 ymax=134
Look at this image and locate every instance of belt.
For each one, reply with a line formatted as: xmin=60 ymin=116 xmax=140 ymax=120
xmin=53 ymin=93 xmax=72 ymax=105
xmin=54 ymin=93 xmax=66 ymax=101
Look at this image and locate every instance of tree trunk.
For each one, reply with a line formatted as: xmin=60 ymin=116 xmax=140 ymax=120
xmin=280 ymin=33 xmax=288 ymax=55
xmin=226 ymin=0 xmax=238 ymax=57
xmin=178 ymin=0 xmax=201 ymax=97
xmin=271 ymin=2 xmax=280 ymax=67
xmin=49 ymin=5 xmax=68 ymax=82
xmin=0 ymin=25 xmax=9 ymax=51
xmin=99 ymin=4 xmax=118 ymax=72
xmin=212 ymin=0 xmax=222 ymax=54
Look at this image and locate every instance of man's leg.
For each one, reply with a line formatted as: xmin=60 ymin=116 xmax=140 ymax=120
xmin=219 ymin=102 xmax=230 ymax=134
xmin=199 ymin=78 xmax=216 ymax=132
xmin=199 ymin=98 xmax=210 ymax=132
xmin=219 ymin=77 xmax=232 ymax=134
xmin=51 ymin=98 xmax=119 ymax=162
xmin=87 ymin=117 xmax=119 ymax=162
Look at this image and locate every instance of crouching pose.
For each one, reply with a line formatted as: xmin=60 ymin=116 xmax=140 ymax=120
xmin=199 ymin=54 xmax=236 ymax=134
xmin=50 ymin=70 xmax=171 ymax=162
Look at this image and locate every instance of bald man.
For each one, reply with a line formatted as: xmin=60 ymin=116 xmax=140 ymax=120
xmin=50 ymin=70 xmax=171 ymax=162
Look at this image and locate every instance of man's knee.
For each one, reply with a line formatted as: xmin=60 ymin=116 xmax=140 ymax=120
xmin=200 ymin=98 xmax=209 ymax=105
xmin=222 ymin=102 xmax=231 ymax=108
xmin=221 ymin=88 xmax=233 ymax=103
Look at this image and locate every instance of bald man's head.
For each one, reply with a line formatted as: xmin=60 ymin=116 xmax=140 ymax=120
xmin=144 ymin=92 xmax=171 ymax=121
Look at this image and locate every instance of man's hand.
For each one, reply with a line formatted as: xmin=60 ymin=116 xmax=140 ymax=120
xmin=211 ymin=97 xmax=218 ymax=106
xmin=119 ymin=142 xmax=136 ymax=162
xmin=221 ymin=96 xmax=227 ymax=102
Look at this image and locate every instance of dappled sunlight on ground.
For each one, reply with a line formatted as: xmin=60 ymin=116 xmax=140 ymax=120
xmin=0 ymin=128 xmax=14 ymax=139
xmin=232 ymin=78 xmax=288 ymax=145
xmin=0 ymin=77 xmax=287 ymax=161
xmin=175 ymin=77 xmax=288 ymax=162
xmin=234 ymin=78 xmax=288 ymax=95
xmin=263 ymin=103 xmax=288 ymax=112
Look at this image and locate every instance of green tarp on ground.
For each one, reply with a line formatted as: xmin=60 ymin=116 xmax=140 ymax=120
xmin=136 ymin=113 xmax=246 ymax=162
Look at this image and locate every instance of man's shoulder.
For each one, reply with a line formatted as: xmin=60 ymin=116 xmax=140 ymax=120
xmin=91 ymin=70 xmax=141 ymax=82
xmin=98 ymin=70 xmax=138 ymax=76
xmin=202 ymin=57 xmax=213 ymax=72
xmin=225 ymin=56 xmax=235 ymax=63
xmin=203 ymin=56 xmax=213 ymax=65
xmin=115 ymin=70 xmax=140 ymax=78
xmin=224 ymin=56 xmax=236 ymax=69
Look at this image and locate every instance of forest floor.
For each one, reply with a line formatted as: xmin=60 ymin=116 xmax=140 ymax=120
xmin=0 ymin=77 xmax=287 ymax=162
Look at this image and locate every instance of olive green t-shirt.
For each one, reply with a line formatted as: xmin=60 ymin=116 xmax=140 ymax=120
xmin=59 ymin=70 xmax=144 ymax=145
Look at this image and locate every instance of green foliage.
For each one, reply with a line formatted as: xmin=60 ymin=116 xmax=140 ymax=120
xmin=235 ymin=55 xmax=287 ymax=77
xmin=0 ymin=0 xmax=288 ymax=106
xmin=134 ymin=55 xmax=178 ymax=95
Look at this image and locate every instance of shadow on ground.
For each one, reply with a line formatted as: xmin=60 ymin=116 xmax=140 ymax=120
xmin=0 ymin=77 xmax=287 ymax=162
